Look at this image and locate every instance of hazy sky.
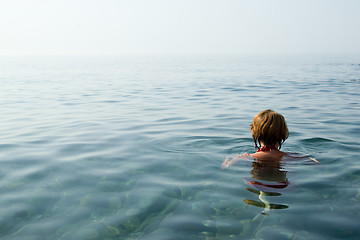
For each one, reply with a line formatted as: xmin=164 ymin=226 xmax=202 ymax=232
xmin=1 ymin=0 xmax=359 ymax=55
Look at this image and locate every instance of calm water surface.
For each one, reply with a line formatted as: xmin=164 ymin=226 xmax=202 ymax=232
xmin=0 ymin=55 xmax=360 ymax=239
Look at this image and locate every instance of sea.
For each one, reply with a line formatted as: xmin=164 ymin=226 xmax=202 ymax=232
xmin=0 ymin=54 xmax=359 ymax=240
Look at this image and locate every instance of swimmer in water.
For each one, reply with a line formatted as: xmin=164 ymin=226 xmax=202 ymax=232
xmin=222 ymin=109 xmax=318 ymax=223
xmin=222 ymin=109 xmax=318 ymax=168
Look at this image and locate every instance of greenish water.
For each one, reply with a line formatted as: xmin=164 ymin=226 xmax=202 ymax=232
xmin=0 ymin=55 xmax=359 ymax=239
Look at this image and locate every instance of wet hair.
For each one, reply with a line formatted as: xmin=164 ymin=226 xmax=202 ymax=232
xmin=250 ymin=109 xmax=289 ymax=150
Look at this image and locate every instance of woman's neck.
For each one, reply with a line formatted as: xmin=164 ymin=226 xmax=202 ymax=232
xmin=251 ymin=142 xmax=284 ymax=160
xmin=257 ymin=145 xmax=277 ymax=152
xmin=258 ymin=142 xmax=279 ymax=152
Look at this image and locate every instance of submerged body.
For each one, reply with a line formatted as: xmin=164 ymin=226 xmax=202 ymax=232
xmin=222 ymin=147 xmax=318 ymax=170
xmin=222 ymin=147 xmax=286 ymax=169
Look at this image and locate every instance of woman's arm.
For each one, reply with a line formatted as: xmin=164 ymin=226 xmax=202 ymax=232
xmin=285 ymin=153 xmax=320 ymax=163
xmin=221 ymin=154 xmax=250 ymax=169
xmin=309 ymin=157 xmax=319 ymax=163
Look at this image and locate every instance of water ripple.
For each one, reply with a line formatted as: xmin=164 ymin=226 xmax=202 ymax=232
xmin=1 ymin=55 xmax=360 ymax=239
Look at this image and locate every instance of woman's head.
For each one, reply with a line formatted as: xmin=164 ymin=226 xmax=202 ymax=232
xmin=250 ymin=109 xmax=289 ymax=149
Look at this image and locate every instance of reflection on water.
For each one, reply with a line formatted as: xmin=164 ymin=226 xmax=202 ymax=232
xmin=238 ymin=157 xmax=291 ymax=237
xmin=243 ymin=158 xmax=290 ymax=214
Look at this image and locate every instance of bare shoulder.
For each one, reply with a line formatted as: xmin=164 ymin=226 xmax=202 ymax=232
xmin=250 ymin=150 xmax=285 ymax=161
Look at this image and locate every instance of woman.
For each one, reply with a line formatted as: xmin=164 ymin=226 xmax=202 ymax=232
xmin=222 ymin=109 xmax=318 ymax=168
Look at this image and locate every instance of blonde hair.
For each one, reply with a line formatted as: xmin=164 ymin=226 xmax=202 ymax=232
xmin=250 ymin=109 xmax=289 ymax=149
